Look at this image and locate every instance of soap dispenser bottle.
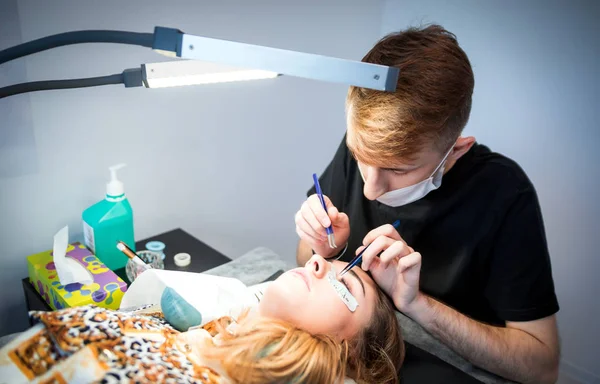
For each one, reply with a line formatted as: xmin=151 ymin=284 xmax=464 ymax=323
xmin=82 ymin=163 xmax=135 ymax=270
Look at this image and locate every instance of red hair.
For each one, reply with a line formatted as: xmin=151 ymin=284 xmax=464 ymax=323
xmin=347 ymin=25 xmax=474 ymax=166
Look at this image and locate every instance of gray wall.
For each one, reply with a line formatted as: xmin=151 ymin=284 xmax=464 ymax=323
xmin=0 ymin=0 xmax=384 ymax=333
xmin=380 ymin=1 xmax=600 ymax=383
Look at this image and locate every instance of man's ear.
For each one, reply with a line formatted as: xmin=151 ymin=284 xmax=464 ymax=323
xmin=450 ymin=136 xmax=475 ymax=161
xmin=444 ymin=136 xmax=475 ymax=171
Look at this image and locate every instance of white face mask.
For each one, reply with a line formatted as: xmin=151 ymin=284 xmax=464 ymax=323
xmin=360 ymin=146 xmax=454 ymax=207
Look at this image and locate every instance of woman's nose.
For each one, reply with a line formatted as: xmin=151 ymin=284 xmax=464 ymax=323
xmin=305 ymin=254 xmax=328 ymax=279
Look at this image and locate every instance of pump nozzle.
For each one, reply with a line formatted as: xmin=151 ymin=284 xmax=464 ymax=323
xmin=107 ymin=163 xmax=126 ymax=197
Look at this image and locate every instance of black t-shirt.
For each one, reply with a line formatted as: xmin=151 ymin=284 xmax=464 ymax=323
xmin=308 ymin=136 xmax=559 ymax=326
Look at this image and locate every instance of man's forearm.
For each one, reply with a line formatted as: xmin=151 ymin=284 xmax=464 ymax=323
xmin=406 ymin=294 xmax=559 ymax=384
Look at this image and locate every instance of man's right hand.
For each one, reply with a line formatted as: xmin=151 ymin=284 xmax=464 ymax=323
xmin=294 ymin=194 xmax=350 ymax=259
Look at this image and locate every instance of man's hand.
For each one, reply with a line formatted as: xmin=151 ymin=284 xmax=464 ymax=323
xmin=359 ymin=226 xmax=559 ymax=384
xmin=294 ymin=194 xmax=350 ymax=259
xmin=358 ymin=223 xmax=422 ymax=312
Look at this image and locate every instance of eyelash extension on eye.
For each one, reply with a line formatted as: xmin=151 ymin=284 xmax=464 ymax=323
xmin=341 ymin=278 xmax=351 ymax=291
xmin=326 ymin=263 xmax=359 ymax=312
xmin=327 ymin=269 xmax=358 ymax=312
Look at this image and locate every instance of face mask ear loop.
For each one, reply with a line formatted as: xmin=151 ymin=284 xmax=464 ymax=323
xmin=429 ymin=144 xmax=456 ymax=178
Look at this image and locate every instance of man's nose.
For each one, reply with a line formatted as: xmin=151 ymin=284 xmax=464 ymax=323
xmin=363 ymin=167 xmax=387 ymax=199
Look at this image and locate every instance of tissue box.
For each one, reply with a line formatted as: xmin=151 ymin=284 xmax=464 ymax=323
xmin=27 ymin=242 xmax=128 ymax=310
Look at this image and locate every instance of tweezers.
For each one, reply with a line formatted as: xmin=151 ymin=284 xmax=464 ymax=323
xmin=338 ymin=219 xmax=401 ymax=277
xmin=312 ymin=173 xmax=337 ymax=249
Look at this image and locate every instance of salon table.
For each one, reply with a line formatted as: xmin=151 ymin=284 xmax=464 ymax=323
xmin=14 ymin=229 xmax=513 ymax=383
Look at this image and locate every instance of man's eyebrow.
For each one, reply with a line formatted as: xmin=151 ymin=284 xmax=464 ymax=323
xmin=348 ymin=269 xmax=365 ymax=296
xmin=381 ymin=164 xmax=420 ymax=172
xmin=382 ymin=167 xmax=410 ymax=172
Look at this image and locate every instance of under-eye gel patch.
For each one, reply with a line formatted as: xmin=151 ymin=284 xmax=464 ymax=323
xmin=327 ymin=263 xmax=359 ymax=312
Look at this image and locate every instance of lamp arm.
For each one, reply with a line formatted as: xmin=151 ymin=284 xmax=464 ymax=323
xmin=0 ymin=68 xmax=143 ymax=99
xmin=0 ymin=30 xmax=154 ymax=65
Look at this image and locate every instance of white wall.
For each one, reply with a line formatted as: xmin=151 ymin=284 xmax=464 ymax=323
xmin=380 ymin=1 xmax=600 ymax=383
xmin=0 ymin=0 xmax=384 ymax=334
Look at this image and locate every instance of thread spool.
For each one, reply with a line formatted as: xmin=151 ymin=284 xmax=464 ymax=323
xmin=174 ymin=253 xmax=191 ymax=267
xmin=145 ymin=241 xmax=165 ymax=260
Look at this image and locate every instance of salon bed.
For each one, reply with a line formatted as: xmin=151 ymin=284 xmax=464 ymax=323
xmin=1 ymin=247 xmax=514 ymax=384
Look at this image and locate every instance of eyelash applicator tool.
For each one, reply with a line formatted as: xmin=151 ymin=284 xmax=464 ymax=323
xmin=338 ymin=219 xmax=401 ymax=278
xmin=313 ymin=173 xmax=337 ymax=249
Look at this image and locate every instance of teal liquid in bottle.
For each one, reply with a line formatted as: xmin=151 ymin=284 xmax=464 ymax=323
xmin=82 ymin=164 xmax=135 ymax=271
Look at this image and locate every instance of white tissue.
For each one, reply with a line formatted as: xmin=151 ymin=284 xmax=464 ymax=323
xmin=120 ymin=269 xmax=257 ymax=326
xmin=53 ymin=226 xmax=93 ymax=286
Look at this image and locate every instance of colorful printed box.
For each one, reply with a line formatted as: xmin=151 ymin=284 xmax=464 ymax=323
xmin=27 ymin=242 xmax=128 ymax=310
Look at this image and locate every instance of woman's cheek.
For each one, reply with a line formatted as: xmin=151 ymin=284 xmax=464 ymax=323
xmin=327 ymin=294 xmax=353 ymax=320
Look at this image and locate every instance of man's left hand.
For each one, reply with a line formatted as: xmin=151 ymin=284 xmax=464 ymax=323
xmin=359 ymin=226 xmax=560 ymax=384
xmin=358 ymin=224 xmax=423 ymax=313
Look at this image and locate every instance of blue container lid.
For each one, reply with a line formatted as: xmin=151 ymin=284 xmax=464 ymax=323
xmin=145 ymin=241 xmax=165 ymax=252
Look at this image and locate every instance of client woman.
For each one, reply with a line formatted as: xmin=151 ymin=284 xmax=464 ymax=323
xmin=0 ymin=255 xmax=404 ymax=383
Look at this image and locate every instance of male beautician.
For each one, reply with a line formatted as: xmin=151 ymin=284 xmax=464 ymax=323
xmin=295 ymin=25 xmax=559 ymax=383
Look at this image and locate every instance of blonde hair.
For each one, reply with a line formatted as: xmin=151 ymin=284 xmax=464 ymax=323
xmin=346 ymin=25 xmax=474 ymax=166
xmin=201 ymin=288 xmax=404 ymax=384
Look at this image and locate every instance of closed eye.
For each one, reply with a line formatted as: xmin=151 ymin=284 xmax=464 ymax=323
xmin=341 ymin=277 xmax=353 ymax=293
xmin=347 ymin=269 xmax=366 ymax=296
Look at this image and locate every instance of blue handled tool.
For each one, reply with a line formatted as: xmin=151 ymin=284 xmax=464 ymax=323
xmin=338 ymin=219 xmax=401 ymax=277
xmin=313 ymin=173 xmax=337 ymax=249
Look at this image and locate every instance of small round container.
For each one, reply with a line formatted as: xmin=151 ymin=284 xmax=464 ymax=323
xmin=145 ymin=241 xmax=166 ymax=260
xmin=126 ymin=250 xmax=164 ymax=283
xmin=173 ymin=253 xmax=191 ymax=267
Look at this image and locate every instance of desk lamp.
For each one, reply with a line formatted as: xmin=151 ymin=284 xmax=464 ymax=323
xmin=0 ymin=27 xmax=399 ymax=98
